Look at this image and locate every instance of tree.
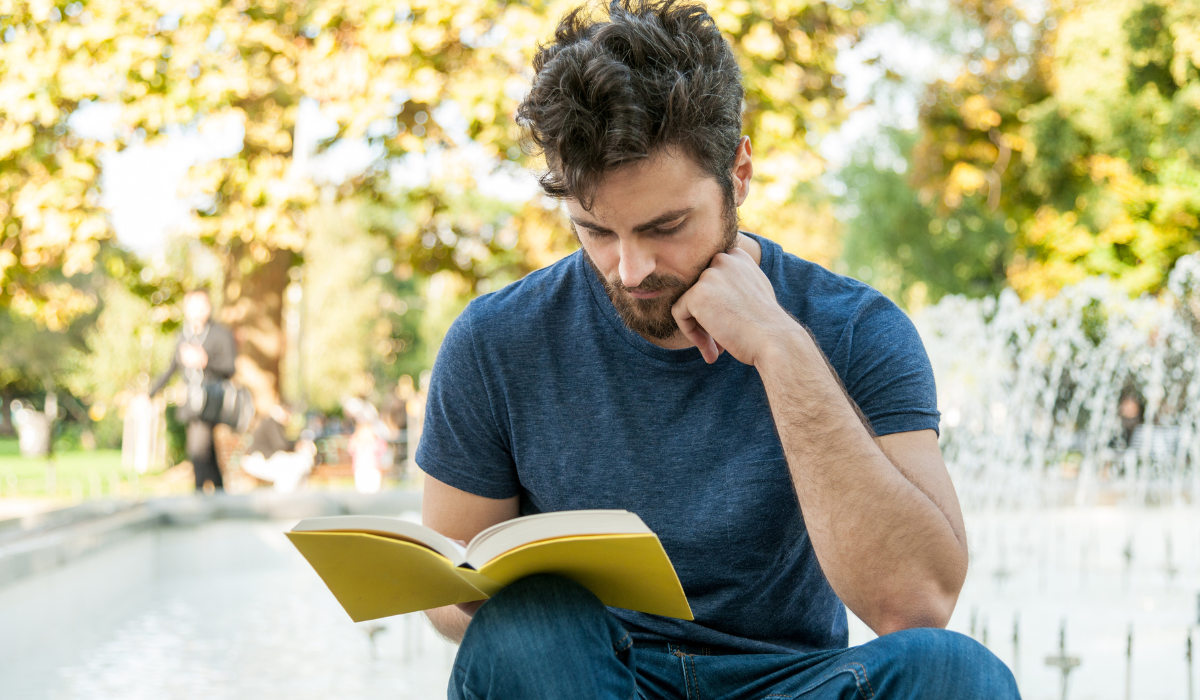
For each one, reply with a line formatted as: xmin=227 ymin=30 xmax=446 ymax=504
xmin=839 ymin=130 xmax=1012 ymax=308
xmin=2 ymin=0 xmax=870 ymax=411
xmin=910 ymin=0 xmax=1200 ymax=299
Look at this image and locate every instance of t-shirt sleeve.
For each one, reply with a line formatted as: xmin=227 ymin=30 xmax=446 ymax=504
xmin=415 ymin=305 xmax=520 ymax=499
xmin=838 ymin=296 xmax=941 ymax=437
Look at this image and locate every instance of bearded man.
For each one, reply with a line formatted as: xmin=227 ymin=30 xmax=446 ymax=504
xmin=416 ymin=2 xmax=1019 ymax=698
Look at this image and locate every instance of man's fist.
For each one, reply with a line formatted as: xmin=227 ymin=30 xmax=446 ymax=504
xmin=671 ymin=247 xmax=796 ymax=366
xmin=180 ymin=343 xmax=209 ymax=369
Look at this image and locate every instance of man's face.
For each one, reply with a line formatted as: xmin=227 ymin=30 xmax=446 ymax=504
xmin=182 ymin=292 xmax=212 ymax=327
xmin=567 ymin=149 xmax=738 ymax=340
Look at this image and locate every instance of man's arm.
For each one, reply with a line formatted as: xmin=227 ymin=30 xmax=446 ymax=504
xmin=421 ymin=473 xmax=519 ymax=643
xmin=149 ymin=344 xmax=180 ymax=397
xmin=758 ymin=336 xmax=967 ymax=633
xmin=672 ymin=248 xmax=967 ymax=635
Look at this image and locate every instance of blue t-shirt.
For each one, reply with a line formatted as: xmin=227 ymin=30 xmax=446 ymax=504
xmin=416 ymin=234 xmax=940 ymax=654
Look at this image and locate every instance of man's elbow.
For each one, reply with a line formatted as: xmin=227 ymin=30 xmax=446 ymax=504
xmin=870 ymin=585 xmax=961 ymax=636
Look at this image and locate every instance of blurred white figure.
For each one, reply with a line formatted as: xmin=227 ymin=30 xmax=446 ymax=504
xmin=348 ymin=420 xmax=386 ymax=494
xmin=12 ymin=399 xmax=51 ymax=458
xmin=240 ymin=404 xmax=315 ymax=493
xmin=121 ymin=393 xmax=167 ymax=473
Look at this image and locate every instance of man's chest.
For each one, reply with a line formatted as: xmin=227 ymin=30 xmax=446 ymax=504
xmin=494 ymin=357 xmax=805 ymax=581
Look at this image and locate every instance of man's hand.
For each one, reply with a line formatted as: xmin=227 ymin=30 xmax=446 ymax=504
xmin=449 ymin=537 xmax=486 ymax=617
xmin=671 ymin=247 xmax=797 ymax=366
xmin=179 ymin=343 xmax=209 ymax=370
xmin=423 ymin=476 xmax=519 ymax=643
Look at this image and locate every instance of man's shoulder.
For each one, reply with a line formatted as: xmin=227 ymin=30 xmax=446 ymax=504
xmin=463 ymin=251 xmax=587 ymax=336
xmin=764 ymin=238 xmax=894 ymax=334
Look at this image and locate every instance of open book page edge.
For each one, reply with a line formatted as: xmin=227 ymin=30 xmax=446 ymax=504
xmin=465 ymin=510 xmax=650 ymax=567
xmin=466 ymin=531 xmax=652 ymax=571
xmin=470 ymin=531 xmax=646 ymax=568
xmin=467 ymin=510 xmax=638 ymax=544
xmin=290 ymin=515 xmax=467 ymax=565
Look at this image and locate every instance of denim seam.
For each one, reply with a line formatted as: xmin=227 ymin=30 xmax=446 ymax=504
xmin=773 ymin=661 xmax=875 ymax=699
xmin=673 ymin=650 xmax=694 ymax=699
xmin=828 ymin=662 xmax=874 ymax=700
xmin=687 ymin=654 xmax=701 ymax=700
xmin=613 ymin=632 xmax=633 ymax=654
xmin=842 ymin=662 xmax=875 ymax=698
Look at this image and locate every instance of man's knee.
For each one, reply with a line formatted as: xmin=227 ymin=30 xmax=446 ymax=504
xmin=451 ymin=575 xmax=635 ymax=700
xmin=867 ymin=628 xmax=1019 ymax=699
xmin=460 ymin=574 xmax=617 ymax=661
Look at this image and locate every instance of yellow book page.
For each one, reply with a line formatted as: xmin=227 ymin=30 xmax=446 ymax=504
xmin=478 ymin=534 xmax=693 ymax=621
xmin=286 ymin=531 xmax=489 ymax=622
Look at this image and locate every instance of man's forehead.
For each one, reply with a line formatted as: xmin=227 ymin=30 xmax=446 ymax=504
xmin=566 ymin=151 xmax=717 ymax=227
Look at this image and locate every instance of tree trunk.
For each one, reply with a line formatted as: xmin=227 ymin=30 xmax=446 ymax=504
xmin=221 ymin=245 xmax=294 ymax=415
xmin=0 ymin=389 xmax=14 ymax=436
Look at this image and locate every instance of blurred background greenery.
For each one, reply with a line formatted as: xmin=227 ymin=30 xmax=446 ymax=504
xmin=1 ymin=0 xmax=1198 ymax=502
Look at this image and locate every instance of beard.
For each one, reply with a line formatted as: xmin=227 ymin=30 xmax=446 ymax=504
xmin=585 ymin=201 xmax=740 ymax=340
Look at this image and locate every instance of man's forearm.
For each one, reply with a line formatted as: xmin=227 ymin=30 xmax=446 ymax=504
xmin=756 ymin=325 xmax=967 ymax=634
xmin=426 ymin=604 xmax=473 ymax=644
xmin=149 ymin=357 xmax=178 ymax=397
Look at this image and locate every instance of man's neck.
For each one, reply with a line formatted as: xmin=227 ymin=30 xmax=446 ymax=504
xmin=640 ymin=232 xmax=762 ymax=350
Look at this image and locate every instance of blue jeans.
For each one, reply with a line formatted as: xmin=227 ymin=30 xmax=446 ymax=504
xmin=449 ymin=575 xmax=1020 ymax=700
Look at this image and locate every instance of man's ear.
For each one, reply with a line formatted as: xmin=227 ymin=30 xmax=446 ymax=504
xmin=731 ymin=136 xmax=753 ymax=207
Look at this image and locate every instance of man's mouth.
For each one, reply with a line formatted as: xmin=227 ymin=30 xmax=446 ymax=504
xmin=627 ymin=289 xmax=665 ymax=300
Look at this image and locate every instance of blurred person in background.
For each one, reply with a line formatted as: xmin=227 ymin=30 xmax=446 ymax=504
xmin=240 ymin=403 xmax=316 ymax=492
xmin=1118 ymin=390 xmax=1144 ymax=447
xmin=150 ymin=288 xmax=237 ymax=493
xmin=348 ymin=418 xmax=387 ymax=494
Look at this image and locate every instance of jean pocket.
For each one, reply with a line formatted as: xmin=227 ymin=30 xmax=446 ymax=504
xmin=792 ymin=661 xmax=874 ymax=699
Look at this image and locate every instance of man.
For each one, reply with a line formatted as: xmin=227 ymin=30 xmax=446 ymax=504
xmin=418 ymin=2 xmax=1019 ymax=698
xmin=151 ymin=288 xmax=237 ymax=492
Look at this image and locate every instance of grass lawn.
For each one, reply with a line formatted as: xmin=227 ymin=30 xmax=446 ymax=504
xmin=0 ymin=436 xmax=415 ymax=514
xmin=0 ymin=436 xmax=191 ymax=502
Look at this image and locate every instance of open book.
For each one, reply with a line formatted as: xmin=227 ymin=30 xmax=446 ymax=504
xmin=286 ymin=509 xmax=693 ymax=623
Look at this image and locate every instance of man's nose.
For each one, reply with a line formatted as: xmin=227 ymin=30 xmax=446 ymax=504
xmin=617 ymin=238 xmax=655 ymax=289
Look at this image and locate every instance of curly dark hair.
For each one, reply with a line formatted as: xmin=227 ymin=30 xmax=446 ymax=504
xmin=517 ymin=0 xmax=745 ymax=210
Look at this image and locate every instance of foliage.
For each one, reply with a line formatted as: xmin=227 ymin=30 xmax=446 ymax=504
xmin=282 ymin=202 xmax=392 ymax=410
xmin=840 ymin=130 xmax=1012 ymax=307
xmin=909 ymin=0 xmax=1200 ymax=299
xmin=0 ymin=309 xmax=76 ymax=394
xmin=1 ymin=0 xmax=872 ymax=408
xmin=60 ymin=277 xmax=175 ymax=414
xmin=0 ymin=0 xmax=106 ymax=328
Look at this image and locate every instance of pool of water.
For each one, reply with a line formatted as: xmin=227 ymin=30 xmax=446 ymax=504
xmin=2 ymin=507 xmax=1196 ymax=699
xmin=848 ymin=507 xmax=1200 ymax=700
xmin=0 ymin=518 xmax=455 ymax=700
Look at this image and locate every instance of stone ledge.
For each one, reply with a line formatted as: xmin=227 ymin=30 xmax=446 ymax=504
xmin=0 ymin=489 xmax=422 ymax=588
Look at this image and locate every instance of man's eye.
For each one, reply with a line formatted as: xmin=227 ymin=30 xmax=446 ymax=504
xmin=655 ymin=221 xmax=686 ymax=235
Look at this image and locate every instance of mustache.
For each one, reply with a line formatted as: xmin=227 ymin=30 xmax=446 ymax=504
xmin=612 ymin=273 xmax=688 ymax=295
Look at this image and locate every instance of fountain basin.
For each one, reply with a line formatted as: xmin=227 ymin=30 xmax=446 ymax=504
xmin=0 ymin=492 xmax=456 ymax=700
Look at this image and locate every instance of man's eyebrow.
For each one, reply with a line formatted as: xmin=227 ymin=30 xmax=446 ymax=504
xmin=570 ymin=207 xmax=694 ymax=235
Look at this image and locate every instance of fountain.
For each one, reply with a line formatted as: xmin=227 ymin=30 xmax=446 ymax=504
xmin=915 ymin=252 xmax=1200 ymax=509
xmin=845 ymin=254 xmax=1200 ymax=698
xmin=1044 ymin=620 xmax=1081 ymax=700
